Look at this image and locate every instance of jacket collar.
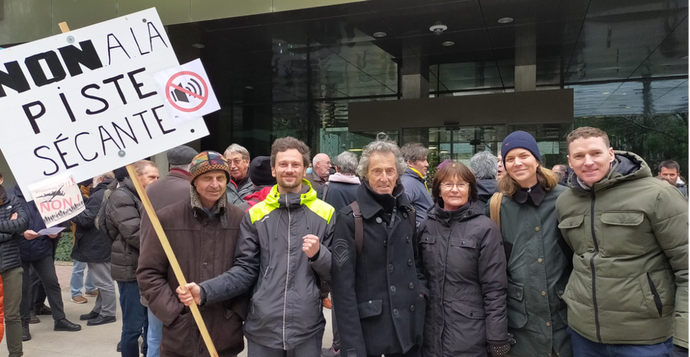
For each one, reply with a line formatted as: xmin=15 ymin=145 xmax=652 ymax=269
xmin=512 ymin=183 xmax=546 ymax=206
xmin=263 ymin=179 xmax=317 ymax=210
xmin=357 ymin=181 xmax=412 ymax=220
xmin=404 ymin=168 xmax=428 ymax=190
xmin=190 ymin=186 xmax=228 ymax=226
xmin=328 ymin=173 xmax=360 ymax=185
xmin=429 ymin=200 xmax=480 ymax=225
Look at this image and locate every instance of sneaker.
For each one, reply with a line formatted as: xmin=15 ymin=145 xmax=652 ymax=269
xmin=29 ymin=311 xmax=40 ymax=324
xmin=22 ymin=323 xmax=31 ymax=341
xmin=34 ymin=304 xmax=52 ymax=315
xmin=85 ymin=290 xmax=99 ymax=297
xmin=54 ymin=318 xmax=82 ymax=332
xmin=323 ymin=297 xmax=332 ymax=309
xmin=321 ymin=347 xmax=340 ymax=357
xmin=70 ymin=295 xmax=88 ymax=304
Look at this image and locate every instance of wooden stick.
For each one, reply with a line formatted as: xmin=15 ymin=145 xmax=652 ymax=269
xmin=57 ymin=22 xmax=218 ymax=357
xmin=126 ymin=164 xmax=219 ymax=357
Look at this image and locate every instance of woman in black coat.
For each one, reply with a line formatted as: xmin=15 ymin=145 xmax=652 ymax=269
xmin=418 ymin=161 xmax=510 ymax=357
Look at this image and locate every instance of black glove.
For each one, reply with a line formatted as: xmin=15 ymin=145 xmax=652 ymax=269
xmin=672 ymin=345 xmax=688 ymax=357
xmin=487 ymin=342 xmax=511 ymax=357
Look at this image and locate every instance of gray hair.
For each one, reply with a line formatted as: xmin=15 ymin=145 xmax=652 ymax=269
xmin=224 ymin=144 xmax=250 ymax=161
xmin=400 ymin=143 xmax=429 ymax=163
xmin=313 ymin=153 xmax=330 ymax=166
xmin=357 ymin=133 xmax=407 ymax=181
xmin=336 ymin=151 xmax=358 ymax=175
xmin=470 ymin=151 xmax=498 ymax=179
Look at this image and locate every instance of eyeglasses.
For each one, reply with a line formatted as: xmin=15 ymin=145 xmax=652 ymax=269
xmin=228 ymin=159 xmax=245 ymax=166
xmin=441 ymin=182 xmax=468 ymax=190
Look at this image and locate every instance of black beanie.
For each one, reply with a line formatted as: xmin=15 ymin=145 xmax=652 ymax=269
xmin=249 ymin=156 xmax=276 ymax=187
xmin=501 ymin=131 xmax=541 ymax=167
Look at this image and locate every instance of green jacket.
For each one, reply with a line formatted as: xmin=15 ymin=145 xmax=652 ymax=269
xmin=486 ymin=184 xmax=573 ymax=357
xmin=556 ymin=151 xmax=688 ymax=347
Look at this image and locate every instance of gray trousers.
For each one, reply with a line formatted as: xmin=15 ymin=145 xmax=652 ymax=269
xmin=87 ymin=262 xmax=116 ymax=317
xmin=247 ymin=332 xmax=323 ymax=357
xmin=2 ymin=267 xmax=23 ymax=357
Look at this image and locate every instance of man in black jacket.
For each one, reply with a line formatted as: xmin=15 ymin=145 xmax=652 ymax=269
xmin=72 ymin=172 xmax=118 ymax=326
xmin=331 ymin=134 xmax=428 ymax=357
xmin=0 ymin=171 xmax=29 ymax=357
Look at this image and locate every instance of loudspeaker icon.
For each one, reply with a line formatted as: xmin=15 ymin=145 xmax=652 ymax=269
xmin=170 ymin=77 xmax=204 ymax=103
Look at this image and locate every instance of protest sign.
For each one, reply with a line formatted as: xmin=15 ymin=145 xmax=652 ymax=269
xmin=153 ymin=59 xmax=220 ymax=124
xmin=0 ymin=8 xmax=209 ymax=200
xmin=28 ymin=173 xmax=85 ymax=227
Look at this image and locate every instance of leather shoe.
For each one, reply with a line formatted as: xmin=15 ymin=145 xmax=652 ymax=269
xmin=80 ymin=311 xmax=99 ymax=321
xmin=29 ymin=311 xmax=40 ymax=324
xmin=22 ymin=323 xmax=31 ymax=341
xmin=87 ymin=315 xmax=116 ymax=326
xmin=34 ymin=304 xmax=52 ymax=315
xmin=54 ymin=318 xmax=82 ymax=331
xmin=116 ymin=342 xmax=121 ymax=352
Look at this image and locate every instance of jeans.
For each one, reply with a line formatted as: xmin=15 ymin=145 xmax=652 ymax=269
xmin=247 ymin=332 xmax=322 ymax=357
xmin=88 ymin=262 xmax=116 ymax=317
xmin=569 ymin=327 xmax=674 ymax=357
xmin=21 ymin=256 xmax=66 ymax=323
xmin=70 ymin=260 xmax=95 ymax=297
xmin=2 ymin=267 xmax=23 ymax=357
xmin=118 ymin=280 xmax=148 ymax=357
xmin=147 ymin=308 xmax=162 ymax=357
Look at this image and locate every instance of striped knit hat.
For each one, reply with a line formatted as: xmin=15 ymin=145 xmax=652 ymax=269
xmin=189 ymin=151 xmax=230 ymax=184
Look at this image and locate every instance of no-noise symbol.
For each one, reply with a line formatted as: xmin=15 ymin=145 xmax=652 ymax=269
xmin=165 ymin=71 xmax=209 ymax=113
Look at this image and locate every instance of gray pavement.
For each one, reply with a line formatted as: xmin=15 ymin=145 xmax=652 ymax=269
xmin=0 ymin=263 xmax=335 ymax=357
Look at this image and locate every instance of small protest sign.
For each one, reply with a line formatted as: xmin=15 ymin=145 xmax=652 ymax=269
xmin=0 ymin=8 xmax=209 ymax=200
xmin=153 ymin=59 xmax=220 ymax=124
xmin=29 ymin=174 xmax=85 ymax=227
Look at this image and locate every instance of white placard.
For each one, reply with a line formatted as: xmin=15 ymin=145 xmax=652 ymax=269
xmin=29 ymin=174 xmax=85 ymax=227
xmin=0 ymin=8 xmax=209 ymax=200
xmin=153 ymin=58 xmax=221 ymax=124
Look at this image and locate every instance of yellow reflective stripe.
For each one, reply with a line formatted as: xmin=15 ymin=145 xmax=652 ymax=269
xmin=304 ymin=199 xmax=335 ymax=224
xmin=249 ymin=201 xmax=277 ymax=224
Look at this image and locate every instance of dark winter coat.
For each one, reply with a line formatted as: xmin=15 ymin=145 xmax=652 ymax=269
xmin=486 ymin=184 xmax=572 ymax=357
xmin=0 ymin=187 xmax=29 ymax=273
xmin=476 ymin=179 xmax=498 ymax=208
xmin=331 ymin=183 xmax=428 ymax=357
xmin=199 ymin=180 xmax=334 ymax=350
xmin=138 ymin=191 xmax=247 ymax=357
xmin=401 ymin=168 xmax=433 ymax=226
xmin=105 ymin=178 xmax=142 ymax=282
xmin=306 ymin=171 xmax=327 ymax=191
xmin=71 ymin=179 xmax=113 ymax=263
xmin=227 ymin=176 xmax=254 ymax=206
xmin=146 ymin=169 xmax=191 ymax=211
xmin=317 ymin=174 xmax=360 ymax=212
xmin=419 ymin=202 xmax=508 ymax=357
xmin=13 ymin=187 xmax=53 ymax=262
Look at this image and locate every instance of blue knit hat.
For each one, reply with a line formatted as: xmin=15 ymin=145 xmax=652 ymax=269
xmin=501 ymin=131 xmax=541 ymax=166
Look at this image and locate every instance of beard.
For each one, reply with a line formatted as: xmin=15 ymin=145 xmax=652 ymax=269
xmin=277 ymin=175 xmax=302 ymax=190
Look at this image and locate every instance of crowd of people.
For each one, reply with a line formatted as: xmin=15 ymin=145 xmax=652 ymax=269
xmin=0 ymin=126 xmax=686 ymax=357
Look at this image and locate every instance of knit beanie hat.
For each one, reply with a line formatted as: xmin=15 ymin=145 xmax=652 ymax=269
xmin=189 ymin=151 xmax=230 ymax=184
xmin=501 ymin=131 xmax=541 ymax=167
xmin=249 ymin=156 xmax=276 ymax=187
xmin=167 ymin=145 xmax=199 ymax=165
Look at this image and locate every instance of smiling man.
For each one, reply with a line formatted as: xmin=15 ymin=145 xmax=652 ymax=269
xmin=556 ymin=127 xmax=688 ymax=357
xmin=178 ymin=137 xmax=335 ymax=357
xmin=224 ymin=144 xmax=255 ymax=206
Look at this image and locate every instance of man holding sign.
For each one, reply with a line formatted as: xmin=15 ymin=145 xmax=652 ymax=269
xmin=138 ymin=151 xmax=247 ymax=357
xmin=178 ymin=137 xmax=335 ymax=357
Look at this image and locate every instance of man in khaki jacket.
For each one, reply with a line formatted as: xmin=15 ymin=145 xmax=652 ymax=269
xmin=556 ymin=127 xmax=688 ymax=357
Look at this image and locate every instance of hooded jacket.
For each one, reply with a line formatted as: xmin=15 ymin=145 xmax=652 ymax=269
xmin=401 ymin=168 xmax=433 ymax=226
xmin=0 ymin=186 xmax=28 ymax=273
xmin=420 ymin=201 xmax=508 ymax=357
xmin=71 ymin=179 xmax=113 ymax=263
xmin=227 ymin=176 xmax=255 ymax=206
xmin=199 ymin=179 xmax=334 ymax=350
xmin=331 ymin=183 xmax=428 ymax=357
xmin=476 ymin=178 xmax=498 ymax=208
xmin=14 ymin=186 xmax=53 ymax=262
xmin=556 ymin=151 xmax=688 ymax=348
xmin=105 ymin=178 xmax=142 ymax=282
xmin=317 ymin=173 xmax=360 ymax=212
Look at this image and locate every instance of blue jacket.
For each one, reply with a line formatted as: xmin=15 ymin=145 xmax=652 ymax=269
xmin=13 ymin=187 xmax=54 ymax=262
xmin=400 ymin=168 xmax=433 ymax=226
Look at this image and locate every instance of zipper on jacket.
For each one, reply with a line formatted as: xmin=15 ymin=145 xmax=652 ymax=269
xmin=589 ymin=192 xmax=602 ymax=343
xmin=283 ymin=200 xmax=291 ymax=350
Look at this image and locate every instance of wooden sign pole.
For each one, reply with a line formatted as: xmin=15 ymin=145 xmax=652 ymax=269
xmin=57 ymin=21 xmax=219 ymax=357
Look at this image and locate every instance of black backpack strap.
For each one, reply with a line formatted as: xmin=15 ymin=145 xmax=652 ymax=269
xmin=350 ymin=201 xmax=364 ymax=256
